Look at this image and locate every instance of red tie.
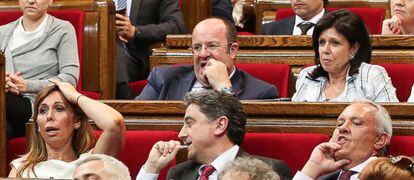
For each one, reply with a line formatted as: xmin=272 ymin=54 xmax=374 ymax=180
xmin=200 ymin=164 xmax=215 ymax=180
xmin=338 ymin=170 xmax=357 ymax=180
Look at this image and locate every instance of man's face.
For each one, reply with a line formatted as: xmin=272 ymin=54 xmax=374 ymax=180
xmin=191 ymin=19 xmax=237 ymax=86
xmin=290 ymin=0 xmax=324 ymax=20
xmin=332 ymin=103 xmax=382 ymax=169
xmin=178 ymin=104 xmax=218 ymax=163
xmin=73 ymin=160 xmax=111 ymax=180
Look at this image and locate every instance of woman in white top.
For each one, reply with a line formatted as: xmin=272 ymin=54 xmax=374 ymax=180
xmin=8 ymin=81 xmax=125 ymax=178
xmin=382 ymin=0 xmax=414 ymax=35
xmin=292 ymin=10 xmax=398 ymax=102
xmin=1 ymin=0 xmax=80 ymax=138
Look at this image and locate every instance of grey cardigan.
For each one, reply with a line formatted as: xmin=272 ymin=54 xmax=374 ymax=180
xmin=0 ymin=15 xmax=79 ymax=103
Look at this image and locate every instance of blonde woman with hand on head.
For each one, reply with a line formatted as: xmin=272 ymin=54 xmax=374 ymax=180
xmin=8 ymin=80 xmax=125 ymax=179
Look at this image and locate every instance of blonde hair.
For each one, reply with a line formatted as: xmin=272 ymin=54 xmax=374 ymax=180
xmin=16 ymin=85 xmax=95 ymax=177
xmin=359 ymin=156 xmax=414 ymax=180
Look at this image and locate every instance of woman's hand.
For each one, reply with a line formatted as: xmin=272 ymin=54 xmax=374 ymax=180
xmin=5 ymin=72 xmax=27 ymax=95
xmin=382 ymin=16 xmax=402 ymax=35
xmin=50 ymin=79 xmax=82 ymax=104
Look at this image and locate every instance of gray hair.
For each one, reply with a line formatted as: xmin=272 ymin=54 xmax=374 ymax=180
xmin=218 ymin=157 xmax=280 ymax=180
xmin=353 ymin=99 xmax=393 ymax=154
xmin=75 ymin=154 xmax=131 ymax=180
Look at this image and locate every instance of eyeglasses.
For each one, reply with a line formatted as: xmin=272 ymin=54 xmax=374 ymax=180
xmin=390 ymin=155 xmax=414 ymax=174
xmin=189 ymin=42 xmax=233 ymax=54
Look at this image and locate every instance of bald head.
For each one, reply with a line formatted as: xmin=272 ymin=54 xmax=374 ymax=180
xmin=193 ymin=18 xmax=237 ymax=44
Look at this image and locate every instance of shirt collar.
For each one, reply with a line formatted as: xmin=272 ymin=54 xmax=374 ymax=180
xmin=198 ymin=145 xmax=239 ymax=177
xmin=294 ymin=8 xmax=325 ymax=27
xmin=339 ymin=156 xmax=378 ymax=178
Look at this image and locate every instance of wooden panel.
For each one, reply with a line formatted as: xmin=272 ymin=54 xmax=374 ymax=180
xmin=0 ymin=0 xmax=116 ymax=99
xmin=100 ymin=101 xmax=414 ymax=136
xmin=255 ymin=0 xmax=390 ymax=34
xmin=0 ymin=52 xmax=6 ymax=177
xmin=180 ymin=0 xmax=211 ymax=33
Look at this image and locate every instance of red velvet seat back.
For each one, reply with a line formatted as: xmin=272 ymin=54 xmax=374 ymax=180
xmin=0 ymin=10 xmax=100 ymax=99
xmin=377 ymin=63 xmax=414 ymax=102
xmin=6 ymin=137 xmax=28 ymax=173
xmin=118 ymin=131 xmax=179 ymax=178
xmin=275 ymin=7 xmax=385 ymax=34
xmin=387 ymin=136 xmax=414 ymax=157
xmin=242 ymin=133 xmax=330 ymax=174
xmin=236 ymin=63 xmax=291 ymax=98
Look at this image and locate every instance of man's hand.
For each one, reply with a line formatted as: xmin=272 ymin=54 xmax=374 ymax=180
xmin=5 ymin=72 xmax=27 ymax=95
xmin=300 ymin=142 xmax=351 ymax=179
xmin=382 ymin=16 xmax=402 ymax=35
xmin=203 ymin=59 xmax=232 ymax=91
xmin=115 ymin=14 xmax=136 ymax=42
xmin=143 ymin=140 xmax=184 ymax=174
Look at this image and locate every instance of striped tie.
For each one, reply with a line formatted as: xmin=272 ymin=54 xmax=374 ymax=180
xmin=114 ymin=0 xmax=127 ymax=11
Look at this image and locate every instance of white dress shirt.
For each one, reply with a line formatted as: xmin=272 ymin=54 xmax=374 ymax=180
xmin=407 ymin=85 xmax=414 ymax=102
xmin=292 ymin=156 xmax=377 ymax=180
xmin=136 ymin=145 xmax=240 ymax=180
xmin=292 ymin=9 xmax=325 ymax=35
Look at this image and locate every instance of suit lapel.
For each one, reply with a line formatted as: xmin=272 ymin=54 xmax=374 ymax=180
xmin=130 ymin=0 xmax=142 ymax=23
xmin=166 ymin=67 xmax=196 ymax=99
xmin=231 ymin=69 xmax=245 ymax=96
xmin=286 ymin=17 xmax=295 ymax=35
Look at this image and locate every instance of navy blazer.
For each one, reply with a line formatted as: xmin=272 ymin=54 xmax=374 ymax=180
xmin=261 ymin=16 xmax=295 ymax=35
xmin=135 ymin=65 xmax=278 ymax=100
xmin=166 ymin=149 xmax=292 ymax=180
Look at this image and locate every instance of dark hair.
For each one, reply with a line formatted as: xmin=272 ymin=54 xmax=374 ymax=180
xmin=184 ymin=90 xmax=246 ymax=145
xmin=324 ymin=0 xmax=329 ymax=5
xmin=309 ymin=9 xmax=372 ymax=79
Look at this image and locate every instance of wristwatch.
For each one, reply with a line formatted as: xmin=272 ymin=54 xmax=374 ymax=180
xmin=220 ymin=87 xmax=236 ymax=96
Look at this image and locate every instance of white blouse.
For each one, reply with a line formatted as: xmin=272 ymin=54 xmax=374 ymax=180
xmin=292 ymin=62 xmax=399 ymax=102
xmin=11 ymin=152 xmax=90 ymax=179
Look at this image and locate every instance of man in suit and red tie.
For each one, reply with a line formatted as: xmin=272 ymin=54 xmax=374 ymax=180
xmin=262 ymin=0 xmax=327 ymax=35
xmin=292 ymin=100 xmax=393 ymax=180
xmin=136 ymin=90 xmax=291 ymax=180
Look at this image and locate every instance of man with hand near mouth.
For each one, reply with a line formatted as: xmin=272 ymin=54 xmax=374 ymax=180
xmin=136 ymin=90 xmax=291 ymax=180
xmin=135 ymin=17 xmax=278 ymax=100
xmin=293 ymin=100 xmax=392 ymax=180
xmin=262 ymin=0 xmax=327 ymax=35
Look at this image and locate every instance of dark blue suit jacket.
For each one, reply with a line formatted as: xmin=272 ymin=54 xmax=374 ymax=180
xmin=261 ymin=16 xmax=295 ymax=35
xmin=135 ymin=65 xmax=278 ymax=100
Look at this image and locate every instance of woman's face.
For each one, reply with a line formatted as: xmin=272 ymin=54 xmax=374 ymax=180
xmin=36 ymin=91 xmax=80 ymax=149
xmin=19 ymin=0 xmax=52 ymax=20
xmin=318 ymin=28 xmax=357 ymax=75
xmin=391 ymin=0 xmax=414 ymax=25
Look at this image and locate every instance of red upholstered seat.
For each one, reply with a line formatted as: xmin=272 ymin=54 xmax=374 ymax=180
xmin=242 ymin=133 xmax=330 ymax=174
xmin=0 ymin=10 xmax=100 ymax=99
xmin=387 ymin=136 xmax=414 ymax=157
xmin=119 ymin=131 xmax=179 ymax=178
xmin=6 ymin=137 xmax=28 ymax=173
xmin=131 ymin=63 xmax=291 ymax=98
xmin=275 ymin=7 xmax=385 ymax=34
xmin=236 ymin=63 xmax=291 ymax=98
xmin=377 ymin=63 xmax=414 ymax=102
xmin=237 ymin=31 xmax=255 ymax=35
